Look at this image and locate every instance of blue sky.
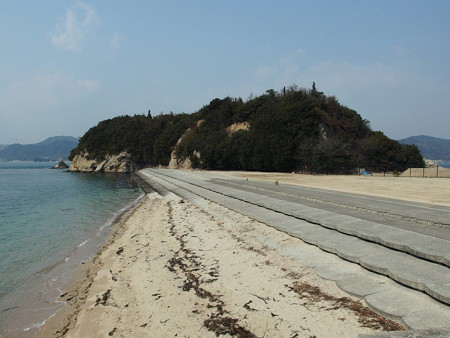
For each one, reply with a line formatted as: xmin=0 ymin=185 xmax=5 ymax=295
xmin=1 ymin=1 xmax=449 ymax=144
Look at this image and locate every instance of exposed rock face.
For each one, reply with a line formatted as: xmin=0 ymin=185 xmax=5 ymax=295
xmin=52 ymin=160 xmax=69 ymax=169
xmin=168 ymin=150 xmax=201 ymax=169
xmin=168 ymin=120 xmax=204 ymax=169
xmin=69 ymin=152 xmax=98 ymax=172
xmin=168 ymin=151 xmax=192 ymax=169
xmin=169 ymin=119 xmax=246 ymax=169
xmin=424 ymin=158 xmax=438 ymax=168
xmin=319 ymin=123 xmax=329 ymax=140
xmin=226 ymin=122 xmax=250 ymax=134
xmin=69 ymin=151 xmax=137 ymax=173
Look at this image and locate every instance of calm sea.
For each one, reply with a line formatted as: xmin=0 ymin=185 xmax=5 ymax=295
xmin=434 ymin=160 xmax=450 ymax=169
xmin=0 ymin=161 xmax=143 ymax=337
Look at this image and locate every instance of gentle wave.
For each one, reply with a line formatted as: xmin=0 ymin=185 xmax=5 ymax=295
xmin=0 ymin=163 xmax=143 ymax=337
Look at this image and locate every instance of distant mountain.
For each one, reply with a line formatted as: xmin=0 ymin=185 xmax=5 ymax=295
xmin=0 ymin=136 xmax=78 ymax=161
xmin=399 ymin=135 xmax=450 ymax=160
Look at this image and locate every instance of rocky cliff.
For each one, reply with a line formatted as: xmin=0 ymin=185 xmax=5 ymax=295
xmin=69 ymin=152 xmax=137 ymax=173
xmin=51 ymin=160 xmax=69 ymax=169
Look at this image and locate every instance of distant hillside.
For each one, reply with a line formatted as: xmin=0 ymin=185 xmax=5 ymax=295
xmin=0 ymin=136 xmax=78 ymax=161
xmin=71 ymin=85 xmax=424 ymax=173
xmin=399 ymin=135 xmax=450 ymax=160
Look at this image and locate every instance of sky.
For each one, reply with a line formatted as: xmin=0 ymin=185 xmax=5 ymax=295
xmin=1 ymin=0 xmax=450 ymax=144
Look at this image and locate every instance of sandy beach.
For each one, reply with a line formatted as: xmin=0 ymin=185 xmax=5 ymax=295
xmin=38 ymin=172 xmax=450 ymax=337
xmin=217 ymin=171 xmax=450 ymax=207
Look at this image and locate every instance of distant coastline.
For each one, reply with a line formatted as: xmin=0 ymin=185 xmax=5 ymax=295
xmin=399 ymin=135 xmax=450 ymax=161
xmin=0 ymin=162 xmax=142 ymax=337
xmin=429 ymin=160 xmax=450 ymax=169
xmin=0 ymin=136 xmax=78 ymax=162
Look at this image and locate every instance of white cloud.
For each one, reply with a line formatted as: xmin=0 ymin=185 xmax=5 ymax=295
xmin=250 ymin=50 xmax=415 ymax=95
xmin=77 ymin=79 xmax=99 ymax=92
xmin=253 ymin=66 xmax=273 ymax=80
xmin=280 ymin=49 xmax=306 ymax=65
xmin=309 ymin=61 xmax=409 ymax=90
xmin=110 ymin=33 xmax=122 ymax=52
xmin=51 ymin=2 xmax=99 ymax=51
xmin=392 ymin=45 xmax=415 ymax=56
xmin=2 ymin=72 xmax=99 ymax=112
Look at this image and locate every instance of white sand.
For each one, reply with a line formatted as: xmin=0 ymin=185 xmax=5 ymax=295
xmin=39 ymin=186 xmax=404 ymax=337
xmin=215 ymin=171 xmax=450 ymax=207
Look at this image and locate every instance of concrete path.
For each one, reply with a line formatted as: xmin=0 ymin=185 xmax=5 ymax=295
xmin=135 ymin=168 xmax=450 ymax=332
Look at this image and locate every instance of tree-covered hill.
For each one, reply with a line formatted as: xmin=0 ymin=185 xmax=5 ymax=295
xmin=399 ymin=135 xmax=450 ymax=160
xmin=71 ymin=85 xmax=424 ymax=173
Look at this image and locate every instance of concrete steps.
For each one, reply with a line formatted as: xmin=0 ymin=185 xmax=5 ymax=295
xmin=137 ymin=169 xmax=450 ymax=330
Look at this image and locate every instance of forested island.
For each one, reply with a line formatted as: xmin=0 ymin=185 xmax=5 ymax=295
xmin=70 ymin=84 xmax=424 ymax=173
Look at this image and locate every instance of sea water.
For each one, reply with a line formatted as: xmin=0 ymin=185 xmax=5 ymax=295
xmin=0 ymin=161 xmax=143 ymax=337
xmin=434 ymin=160 xmax=450 ymax=169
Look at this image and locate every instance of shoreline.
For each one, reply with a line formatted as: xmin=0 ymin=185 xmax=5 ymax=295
xmin=0 ymin=191 xmax=145 ymax=338
xmin=36 ymin=194 xmax=146 ymax=337
xmin=38 ymin=185 xmax=404 ymax=337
